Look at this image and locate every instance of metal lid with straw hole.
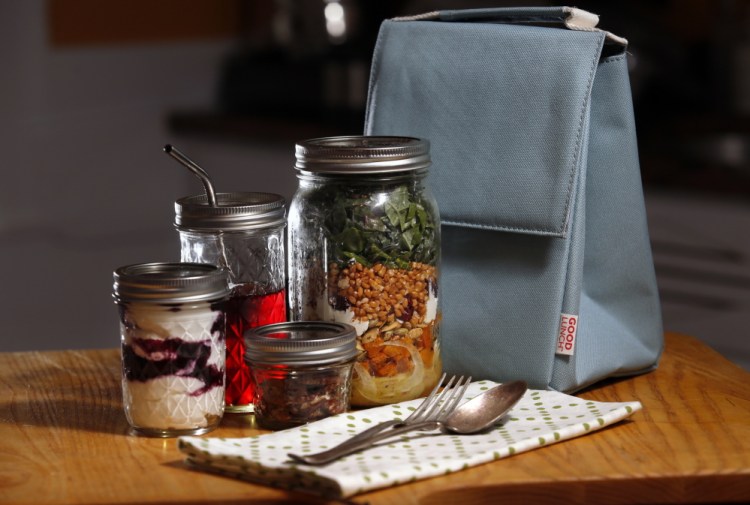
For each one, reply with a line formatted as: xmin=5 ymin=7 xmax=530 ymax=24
xmin=113 ymin=262 xmax=230 ymax=304
xmin=294 ymin=136 xmax=431 ymax=174
xmin=244 ymin=321 xmax=359 ymax=366
xmin=175 ymin=192 xmax=286 ymax=232
xmin=163 ymin=144 xmax=286 ymax=232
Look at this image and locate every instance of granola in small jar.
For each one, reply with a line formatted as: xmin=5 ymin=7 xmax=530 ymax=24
xmin=244 ymin=321 xmax=358 ymax=430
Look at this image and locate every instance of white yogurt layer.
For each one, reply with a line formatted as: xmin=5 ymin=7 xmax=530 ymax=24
xmin=424 ymin=290 xmax=438 ymax=324
xmin=331 ymin=292 xmax=439 ymax=334
xmin=318 ymin=284 xmax=438 ymax=337
xmin=333 ymin=308 xmax=370 ymax=336
xmin=124 ymin=376 xmax=223 ymax=429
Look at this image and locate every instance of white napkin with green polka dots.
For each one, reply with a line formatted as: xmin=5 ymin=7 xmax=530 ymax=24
xmin=178 ymin=380 xmax=641 ymax=499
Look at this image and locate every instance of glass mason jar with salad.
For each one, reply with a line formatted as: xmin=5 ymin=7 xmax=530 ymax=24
xmin=288 ymin=136 xmax=442 ymax=406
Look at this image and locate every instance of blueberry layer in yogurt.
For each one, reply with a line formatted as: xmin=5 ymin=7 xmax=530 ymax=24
xmin=120 ymin=302 xmax=225 ymax=431
xmin=122 ymin=337 xmax=223 ymax=395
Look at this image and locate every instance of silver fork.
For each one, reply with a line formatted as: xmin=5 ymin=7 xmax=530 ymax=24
xmin=287 ymin=373 xmax=450 ymax=463
xmin=303 ymin=373 xmax=450 ymax=454
xmin=288 ymin=374 xmax=471 ymax=465
xmin=320 ymin=373 xmax=457 ymax=451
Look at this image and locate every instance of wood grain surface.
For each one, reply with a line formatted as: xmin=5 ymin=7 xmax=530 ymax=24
xmin=0 ymin=333 xmax=748 ymax=505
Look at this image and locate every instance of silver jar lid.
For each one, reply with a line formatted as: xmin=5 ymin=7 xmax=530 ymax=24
xmin=175 ymin=192 xmax=286 ymax=232
xmin=294 ymin=136 xmax=430 ymax=174
xmin=113 ymin=262 xmax=230 ymax=304
xmin=245 ymin=321 xmax=359 ymax=366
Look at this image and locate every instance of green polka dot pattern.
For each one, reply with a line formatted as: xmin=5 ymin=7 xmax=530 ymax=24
xmin=179 ymin=380 xmax=641 ymax=499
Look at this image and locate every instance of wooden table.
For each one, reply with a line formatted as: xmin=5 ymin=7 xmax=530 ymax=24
xmin=1 ymin=332 xmax=748 ymax=504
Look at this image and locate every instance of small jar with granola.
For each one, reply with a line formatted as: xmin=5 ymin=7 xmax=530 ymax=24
xmin=244 ymin=321 xmax=358 ymax=429
xmin=288 ymin=136 xmax=442 ymax=406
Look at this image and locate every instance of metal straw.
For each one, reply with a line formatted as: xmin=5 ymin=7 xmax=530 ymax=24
xmin=163 ymin=144 xmax=232 ymax=274
xmin=164 ymin=144 xmax=218 ymax=206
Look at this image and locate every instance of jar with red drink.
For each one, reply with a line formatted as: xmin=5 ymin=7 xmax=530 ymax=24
xmin=175 ymin=192 xmax=287 ymax=413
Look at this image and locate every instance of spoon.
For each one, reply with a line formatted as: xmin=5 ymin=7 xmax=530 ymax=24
xmin=289 ymin=380 xmax=528 ymax=466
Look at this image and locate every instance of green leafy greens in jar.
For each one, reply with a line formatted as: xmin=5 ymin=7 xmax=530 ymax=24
xmin=324 ymin=185 xmax=438 ymax=270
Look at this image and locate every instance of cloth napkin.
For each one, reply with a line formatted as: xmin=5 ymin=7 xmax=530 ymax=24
xmin=178 ymin=380 xmax=641 ymax=499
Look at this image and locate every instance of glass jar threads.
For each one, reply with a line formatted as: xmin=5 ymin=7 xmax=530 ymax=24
xmin=245 ymin=321 xmax=358 ymax=430
xmin=288 ymin=136 xmax=442 ymax=406
xmin=175 ymin=192 xmax=287 ymax=413
xmin=113 ymin=262 xmax=230 ymax=437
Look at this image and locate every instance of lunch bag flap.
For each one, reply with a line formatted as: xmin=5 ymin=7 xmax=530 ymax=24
xmin=365 ymin=15 xmax=607 ymax=237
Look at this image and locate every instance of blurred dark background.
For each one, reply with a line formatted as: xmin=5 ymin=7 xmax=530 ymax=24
xmin=1 ymin=1 xmax=748 ymax=370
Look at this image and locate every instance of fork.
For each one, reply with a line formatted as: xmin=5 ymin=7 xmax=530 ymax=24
xmin=314 ymin=372 xmax=453 ymax=452
xmin=288 ymin=374 xmax=471 ymax=465
xmin=286 ymin=373 xmax=450 ymax=464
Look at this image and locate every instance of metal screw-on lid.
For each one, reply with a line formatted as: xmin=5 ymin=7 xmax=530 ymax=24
xmin=245 ymin=321 xmax=359 ymax=366
xmin=113 ymin=262 xmax=230 ymax=303
xmin=295 ymin=136 xmax=430 ymax=174
xmin=175 ymin=192 xmax=286 ymax=232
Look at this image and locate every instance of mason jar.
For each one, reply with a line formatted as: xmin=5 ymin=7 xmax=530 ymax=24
xmin=244 ymin=321 xmax=358 ymax=430
xmin=113 ymin=262 xmax=230 ymax=437
xmin=175 ymin=192 xmax=287 ymax=413
xmin=288 ymin=136 xmax=442 ymax=406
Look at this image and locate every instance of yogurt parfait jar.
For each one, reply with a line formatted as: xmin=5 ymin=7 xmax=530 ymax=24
xmin=113 ymin=262 xmax=230 ymax=437
xmin=288 ymin=136 xmax=442 ymax=406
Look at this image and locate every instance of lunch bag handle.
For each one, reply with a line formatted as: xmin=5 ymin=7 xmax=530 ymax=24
xmin=394 ymin=6 xmax=628 ymax=46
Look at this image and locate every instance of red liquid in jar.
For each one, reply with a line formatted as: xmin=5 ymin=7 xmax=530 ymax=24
xmin=225 ymin=287 xmax=286 ymax=409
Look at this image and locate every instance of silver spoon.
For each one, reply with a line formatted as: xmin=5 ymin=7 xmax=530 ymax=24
xmin=289 ymin=380 xmax=527 ymax=466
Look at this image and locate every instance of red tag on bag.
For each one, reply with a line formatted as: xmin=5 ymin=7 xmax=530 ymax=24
xmin=556 ymin=313 xmax=578 ymax=356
